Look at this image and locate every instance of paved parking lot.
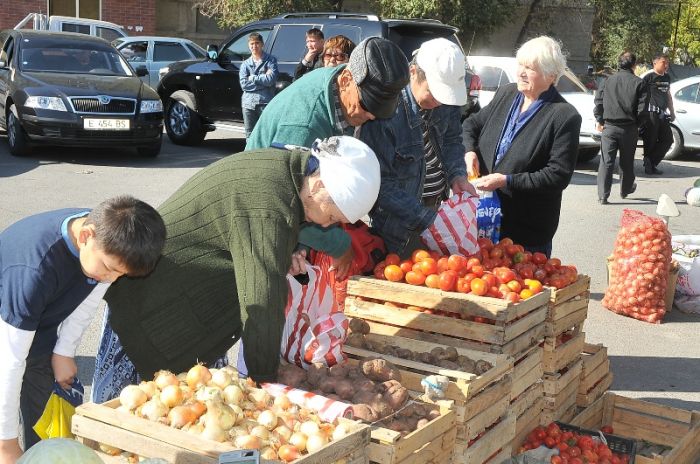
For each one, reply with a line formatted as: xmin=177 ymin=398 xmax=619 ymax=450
xmin=1 ymin=128 xmax=699 ymax=413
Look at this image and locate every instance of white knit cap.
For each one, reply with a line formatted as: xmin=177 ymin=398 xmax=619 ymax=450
xmin=415 ymin=38 xmax=467 ymax=106
xmin=312 ymin=136 xmax=380 ymax=223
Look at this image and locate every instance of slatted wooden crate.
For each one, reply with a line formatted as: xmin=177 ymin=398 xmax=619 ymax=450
xmin=453 ymin=413 xmax=515 ymax=464
xmin=345 ymin=277 xmax=549 ymax=356
xmin=571 ymin=393 xmax=700 ymax=464
xmin=541 ymin=358 xmax=582 ymax=425
xmin=544 ymin=275 xmax=590 ymax=338
xmin=511 ymin=345 xmax=543 ymax=401
xmin=73 ymin=399 xmax=370 ymax=464
xmin=542 ymin=331 xmax=585 ymax=375
xmin=367 ymin=405 xmax=456 ymax=464
xmin=577 ymin=343 xmax=613 ymax=407
xmin=512 ymin=398 xmax=544 ymax=455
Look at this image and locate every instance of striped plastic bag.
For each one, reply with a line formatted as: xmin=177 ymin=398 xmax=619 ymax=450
xmin=420 ymin=192 xmax=480 ymax=257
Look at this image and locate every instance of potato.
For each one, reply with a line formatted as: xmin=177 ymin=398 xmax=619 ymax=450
xmin=404 ymin=415 xmax=420 ymax=431
xmin=352 ymin=391 xmax=392 ymax=419
xmin=318 ymin=377 xmax=336 ymax=394
xmin=329 ymin=363 xmax=350 ymax=378
xmin=426 ymin=409 xmax=441 ymax=420
xmin=395 ymin=348 xmax=413 ymax=359
xmin=379 ymin=380 xmax=408 ymax=411
xmin=458 ymin=356 xmax=476 ymax=373
xmin=345 ymin=333 xmax=367 ymax=348
xmin=346 ymin=367 xmax=363 ymax=379
xmin=444 ymin=347 xmax=458 ymax=361
xmin=351 ymin=404 xmax=379 ymax=422
xmin=380 ymin=345 xmax=398 ymax=357
xmin=411 ymin=403 xmax=426 ymax=417
xmin=277 ymin=363 xmax=306 ymax=388
xmin=356 ymin=379 xmax=377 ymax=392
xmin=416 ymin=418 xmax=430 ymax=429
xmin=349 ymin=318 xmax=370 ymax=334
xmin=385 ymin=420 xmax=408 ymax=432
xmin=438 ymin=359 xmax=460 ymax=370
xmin=415 ymin=352 xmax=438 ymax=365
xmin=306 ymin=364 xmax=327 ymax=386
xmin=475 ymin=360 xmax=493 ymax=375
xmin=334 ymin=379 xmax=355 ymax=401
xmin=360 ymin=358 xmax=402 ymax=382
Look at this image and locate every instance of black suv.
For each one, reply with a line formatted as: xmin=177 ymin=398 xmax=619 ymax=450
xmin=157 ymin=13 xmax=481 ymax=146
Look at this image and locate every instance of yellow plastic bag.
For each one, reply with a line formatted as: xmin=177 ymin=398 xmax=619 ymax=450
xmin=33 ymin=379 xmax=84 ymax=439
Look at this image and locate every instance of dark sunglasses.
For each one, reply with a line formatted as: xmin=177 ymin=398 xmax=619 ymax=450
xmin=323 ymin=52 xmax=348 ymax=61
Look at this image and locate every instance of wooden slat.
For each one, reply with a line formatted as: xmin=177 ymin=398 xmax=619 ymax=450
xmin=571 ymin=393 xmax=606 ymax=429
xmin=665 ymin=412 xmax=700 ymax=464
xmin=547 ymin=275 xmax=590 ymax=305
xmin=459 ymin=397 xmax=509 ymax=441
xmin=511 ymin=347 xmax=543 ymax=400
xmin=544 ymin=375 xmax=579 ymax=410
xmin=544 ymin=307 xmax=588 ymax=337
xmin=512 ymin=401 xmax=543 ymax=455
xmin=541 ymin=401 xmax=577 ymax=425
xmin=392 ymin=427 xmax=457 ymax=464
xmin=577 ymin=372 xmax=613 ymax=407
xmin=581 ymin=343 xmax=608 ymax=376
xmin=461 ymin=375 xmax=512 ymax=423
xmin=579 ymin=359 xmax=610 ymax=393
xmin=542 ymin=331 xmax=585 ymax=374
xmin=499 ymin=323 xmax=546 ymax=356
xmin=613 ymin=408 xmax=689 ymax=442
xmin=503 ymin=306 xmax=549 ymax=342
xmin=548 ymin=294 xmax=589 ymax=322
xmin=613 ymin=395 xmax=693 ymax=424
xmin=543 ymin=359 xmax=582 ymax=395
xmin=511 ymin=382 xmax=544 ymax=419
xmin=484 ymin=446 xmax=513 ymax=464
xmin=454 ymin=413 xmax=516 ymax=464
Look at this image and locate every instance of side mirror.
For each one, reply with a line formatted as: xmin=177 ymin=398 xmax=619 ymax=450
xmin=135 ymin=66 xmax=149 ymax=77
xmin=0 ymin=60 xmax=7 ymax=69
xmin=207 ymin=44 xmax=219 ymax=61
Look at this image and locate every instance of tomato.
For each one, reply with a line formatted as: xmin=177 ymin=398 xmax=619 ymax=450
xmin=498 ymin=237 xmax=514 ymax=247
xmin=437 ymin=257 xmax=450 ymax=273
xmin=456 ymin=277 xmax=471 ymax=293
xmin=551 ymin=457 xmax=563 ymax=464
xmin=466 ymin=257 xmax=482 ymax=271
xmin=419 ymin=258 xmax=438 ymax=276
xmin=547 ymin=257 xmax=562 ymax=269
xmin=520 ymin=288 xmax=534 ymax=299
xmin=610 ymin=456 xmax=622 ymax=464
xmin=532 ymin=252 xmax=548 ymax=265
xmin=526 ymin=279 xmax=544 ymax=294
xmin=384 ymin=253 xmax=401 ymax=266
xmin=373 ymin=261 xmax=387 ymax=279
xmin=383 ymin=264 xmax=404 ymax=282
xmin=428 ymin=250 xmax=442 ymax=261
xmin=405 ymin=270 xmax=427 ymax=286
xmin=577 ymin=435 xmax=594 ymax=450
xmin=600 ymin=425 xmax=614 ymax=434
xmin=477 ymin=237 xmax=494 ymax=251
xmin=447 ymin=254 xmax=467 ymax=272
xmin=534 ymin=268 xmax=548 ymax=281
xmin=570 ymin=458 xmax=583 ymax=464
xmin=506 ymin=279 xmax=522 ymax=293
xmin=505 ymin=292 xmax=521 ymax=303
xmin=498 ymin=283 xmax=510 ymax=298
xmin=582 ymin=449 xmax=598 ymax=462
xmin=513 ymin=251 xmax=526 ymax=264
xmin=486 ymin=286 xmax=501 ymax=298
xmin=558 ymin=442 xmax=569 ymax=452
xmin=534 ymin=427 xmax=547 ymax=441
xmin=470 ymin=277 xmax=488 ymax=296
xmin=438 ymin=270 xmax=458 ymax=292
xmin=544 ymin=437 xmax=557 ymax=448
xmin=425 ymin=274 xmax=440 ymax=289
xmin=399 ymin=259 xmax=414 ymax=274
xmin=411 ymin=249 xmax=430 ymax=263
xmin=471 ymin=264 xmax=485 ymax=277
xmin=490 ymin=247 xmax=504 ymax=259
xmin=482 ymin=272 xmax=497 ymax=288
xmin=568 ymin=446 xmax=581 ymax=457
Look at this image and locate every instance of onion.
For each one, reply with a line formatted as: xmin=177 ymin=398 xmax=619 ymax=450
xmin=306 ymin=432 xmax=328 ymax=453
xmin=278 ymin=444 xmax=301 ymax=462
xmin=168 ymin=405 xmax=197 ymax=428
xmin=187 ymin=364 xmax=212 ymax=389
xmin=257 ymin=410 xmax=278 ymax=431
xmin=250 ymin=425 xmax=270 ymax=440
xmin=229 ymin=426 xmax=249 ymax=438
xmin=300 ymin=420 xmax=320 ymax=436
xmin=201 ymin=423 xmax=227 ymax=442
xmin=332 ymin=423 xmax=351 ymax=441
xmin=273 ymin=394 xmax=292 ymax=410
xmin=160 ymin=385 xmax=184 ymax=408
xmin=195 ymin=386 xmax=222 ymax=403
xmin=274 ymin=425 xmax=293 ymax=443
xmin=140 ymin=397 xmax=169 ymax=421
xmin=98 ymin=443 xmax=121 ymax=456
xmin=138 ymin=381 xmax=158 ymax=399
xmin=119 ymin=385 xmax=148 ymax=410
xmin=248 ymin=388 xmax=271 ymax=408
xmin=210 ymin=369 xmax=232 ymax=389
xmin=204 ymin=401 xmax=236 ymax=430
xmin=221 ymin=365 xmax=239 ymax=378
xmin=289 ymin=432 xmax=307 ymax=452
xmin=223 ymin=384 xmax=244 ymax=405
xmin=260 ymin=447 xmax=278 ymax=460
xmin=187 ymin=401 xmax=207 ymax=419
xmin=234 ymin=434 xmax=261 ymax=449
xmin=154 ymin=370 xmax=179 ymax=389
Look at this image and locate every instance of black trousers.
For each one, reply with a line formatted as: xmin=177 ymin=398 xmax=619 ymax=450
xmin=19 ymin=352 xmax=54 ymax=450
xmin=641 ymin=112 xmax=673 ymax=167
xmin=597 ymin=124 xmax=637 ymax=200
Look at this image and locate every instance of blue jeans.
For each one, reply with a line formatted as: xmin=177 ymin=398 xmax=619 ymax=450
xmin=243 ymin=104 xmax=267 ymax=138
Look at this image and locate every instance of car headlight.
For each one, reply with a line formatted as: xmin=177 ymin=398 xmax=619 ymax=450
xmin=159 ymin=66 xmax=169 ymax=77
xmin=25 ymin=96 xmax=67 ymax=111
xmin=140 ymin=100 xmax=163 ymax=113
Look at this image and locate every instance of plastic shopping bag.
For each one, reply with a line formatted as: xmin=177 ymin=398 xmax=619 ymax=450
xmin=476 ymin=189 xmax=502 ymax=243
xmin=420 ymin=192 xmax=480 ymax=256
xmin=33 ymin=378 xmax=84 ymax=439
xmin=281 ymin=263 xmax=348 ymax=369
xmin=672 ymin=235 xmax=700 ymax=296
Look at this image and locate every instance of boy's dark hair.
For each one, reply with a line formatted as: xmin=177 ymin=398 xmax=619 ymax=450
xmin=306 ymin=28 xmax=324 ymax=40
xmin=84 ymin=195 xmax=166 ymax=277
xmin=248 ymin=32 xmax=264 ymax=44
xmin=618 ymin=51 xmax=636 ymax=70
xmin=653 ymin=53 xmax=669 ymax=62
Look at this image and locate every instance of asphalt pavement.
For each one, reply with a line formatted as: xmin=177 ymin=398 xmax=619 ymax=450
xmin=1 ymin=128 xmax=699 ymax=417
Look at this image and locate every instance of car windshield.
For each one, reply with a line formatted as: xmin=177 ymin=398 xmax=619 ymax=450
xmin=386 ymin=25 xmax=459 ymax=59
xmin=19 ymin=45 xmax=133 ymax=76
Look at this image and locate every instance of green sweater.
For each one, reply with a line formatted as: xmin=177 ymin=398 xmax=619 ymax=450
xmin=246 ymin=66 xmax=345 ymax=150
xmin=105 ymin=149 xmax=309 ymax=382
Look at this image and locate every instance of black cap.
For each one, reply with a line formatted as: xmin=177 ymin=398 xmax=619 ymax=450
xmin=347 ymin=37 xmax=410 ymax=119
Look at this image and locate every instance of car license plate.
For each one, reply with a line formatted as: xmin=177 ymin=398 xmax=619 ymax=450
xmin=83 ymin=119 xmax=130 ymax=130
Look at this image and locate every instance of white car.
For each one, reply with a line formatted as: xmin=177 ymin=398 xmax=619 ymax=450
xmin=467 ymin=56 xmax=600 ymax=162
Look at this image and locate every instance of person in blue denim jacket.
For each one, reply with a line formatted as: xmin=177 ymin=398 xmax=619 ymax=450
xmin=360 ymin=38 xmax=476 ymax=257
xmin=239 ymin=33 xmax=279 ymax=138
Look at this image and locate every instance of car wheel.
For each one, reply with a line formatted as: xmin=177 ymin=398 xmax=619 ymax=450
xmin=137 ymin=135 xmax=162 ymax=157
xmin=6 ymin=105 xmax=31 ymax=157
xmin=164 ymin=90 xmax=206 ymax=146
xmin=664 ymin=126 xmax=683 ymax=160
xmin=577 ymin=147 xmax=599 ymax=163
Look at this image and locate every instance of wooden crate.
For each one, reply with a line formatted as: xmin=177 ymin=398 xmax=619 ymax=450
xmin=577 ymin=372 xmax=613 ymax=408
xmin=367 ymin=405 xmax=456 ymax=464
xmin=542 ymin=331 xmax=585 ymax=375
xmin=576 ymin=343 xmax=612 ymax=407
xmin=541 ymin=401 xmax=577 ymax=425
xmin=453 ymin=413 xmax=516 ymax=464
xmin=345 ymin=277 xmax=549 ymax=356
xmin=547 ymin=275 xmax=590 ymax=309
xmin=511 ymin=346 xmax=543 ymax=401
xmin=512 ymin=397 xmax=544 ymax=455
xmin=541 ymin=359 xmax=582 ymax=425
xmin=543 ymin=359 xmax=582 ymax=396
xmin=73 ymin=399 xmax=370 ymax=464
xmin=544 ymin=275 xmax=589 ymax=339
xmin=511 ymin=381 xmax=543 ymax=420
xmin=571 ymin=393 xmax=700 ymax=464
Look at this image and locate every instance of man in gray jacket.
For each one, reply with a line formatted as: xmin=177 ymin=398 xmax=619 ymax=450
xmin=594 ymin=51 xmax=646 ymax=204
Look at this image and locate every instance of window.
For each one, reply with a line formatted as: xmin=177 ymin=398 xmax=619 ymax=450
xmin=97 ymin=27 xmax=123 ymax=42
xmin=474 ymin=65 xmax=511 ymax=91
xmin=675 ymin=83 xmax=699 ymax=103
xmin=1 ymin=36 xmax=14 ymax=65
xmin=321 ymin=25 xmax=362 ymax=46
xmin=153 ymin=42 xmax=191 ymax=62
xmin=50 ymin=0 xmax=99 ymax=19
xmin=221 ymin=28 xmax=272 ymax=62
xmin=186 ymin=43 xmax=206 ymax=58
xmin=62 ymin=23 xmax=91 ymax=35
xmin=270 ymin=25 xmax=318 ymax=63
xmin=556 ymin=73 xmax=587 ymax=93
xmin=120 ymin=41 xmax=148 ymax=62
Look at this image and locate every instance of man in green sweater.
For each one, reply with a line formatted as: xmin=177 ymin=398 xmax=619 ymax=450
xmin=92 ymin=136 xmax=381 ymax=392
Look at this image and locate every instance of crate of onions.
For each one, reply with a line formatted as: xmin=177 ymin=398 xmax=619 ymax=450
xmin=71 ymin=364 xmax=370 ymax=463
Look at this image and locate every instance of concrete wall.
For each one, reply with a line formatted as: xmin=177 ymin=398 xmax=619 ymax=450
xmin=155 ymin=0 xmax=231 ymax=46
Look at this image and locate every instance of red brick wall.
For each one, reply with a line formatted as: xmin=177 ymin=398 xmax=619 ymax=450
xmin=0 ymin=1 xmax=155 ymax=35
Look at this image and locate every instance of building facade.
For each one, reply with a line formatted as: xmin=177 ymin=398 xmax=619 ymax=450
xmin=1 ymin=0 xmax=156 ymax=35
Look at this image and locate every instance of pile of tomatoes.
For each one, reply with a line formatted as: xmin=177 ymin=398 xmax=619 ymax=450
xmin=372 ymin=237 xmax=579 ymax=303
xmin=520 ymin=422 xmax=631 ymax=464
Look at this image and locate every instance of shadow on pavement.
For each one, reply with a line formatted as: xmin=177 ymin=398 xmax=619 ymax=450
xmin=610 ymin=355 xmax=700 ymax=405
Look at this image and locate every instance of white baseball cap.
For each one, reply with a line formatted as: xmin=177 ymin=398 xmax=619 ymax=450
xmin=312 ymin=136 xmax=380 ymax=224
xmin=415 ymin=38 xmax=467 ymax=106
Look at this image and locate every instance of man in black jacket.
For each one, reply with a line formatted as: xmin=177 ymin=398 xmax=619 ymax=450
xmin=594 ymin=51 xmax=646 ymax=204
xmin=641 ymin=54 xmax=675 ymax=175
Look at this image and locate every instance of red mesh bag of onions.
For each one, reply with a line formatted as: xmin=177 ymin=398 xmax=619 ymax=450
xmin=602 ymin=209 xmax=672 ymax=323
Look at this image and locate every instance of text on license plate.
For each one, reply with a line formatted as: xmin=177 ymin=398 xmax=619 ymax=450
xmin=83 ymin=119 xmax=130 ymax=130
